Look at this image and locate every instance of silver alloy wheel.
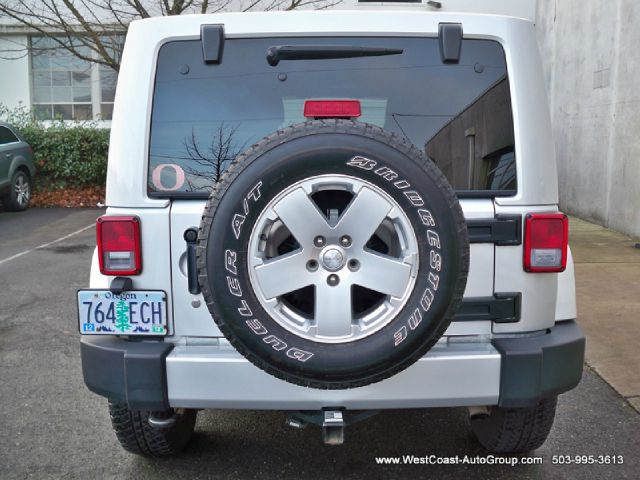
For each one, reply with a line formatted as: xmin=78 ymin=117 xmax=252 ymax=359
xmin=248 ymin=175 xmax=419 ymax=344
xmin=14 ymin=173 xmax=30 ymax=207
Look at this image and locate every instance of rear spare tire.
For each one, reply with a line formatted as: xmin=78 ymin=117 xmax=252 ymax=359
xmin=197 ymin=120 xmax=469 ymax=389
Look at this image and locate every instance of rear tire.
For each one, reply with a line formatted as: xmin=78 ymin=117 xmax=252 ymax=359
xmin=470 ymin=397 xmax=557 ymax=453
xmin=108 ymin=401 xmax=197 ymax=456
xmin=2 ymin=170 xmax=31 ymax=212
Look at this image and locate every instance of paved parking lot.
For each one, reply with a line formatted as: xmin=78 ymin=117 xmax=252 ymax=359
xmin=1 ymin=208 xmax=639 ymax=479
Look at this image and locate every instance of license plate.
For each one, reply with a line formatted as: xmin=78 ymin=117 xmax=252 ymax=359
xmin=77 ymin=290 xmax=167 ymax=336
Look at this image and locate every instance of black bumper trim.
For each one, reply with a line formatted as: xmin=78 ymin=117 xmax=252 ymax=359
xmin=467 ymin=215 xmax=522 ymax=245
xmin=81 ymin=337 xmax=174 ymax=411
xmin=454 ymin=293 xmax=521 ymax=323
xmin=492 ymin=320 xmax=585 ymax=408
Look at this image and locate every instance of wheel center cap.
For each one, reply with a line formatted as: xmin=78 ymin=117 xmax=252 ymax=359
xmin=320 ymin=247 xmax=345 ymax=271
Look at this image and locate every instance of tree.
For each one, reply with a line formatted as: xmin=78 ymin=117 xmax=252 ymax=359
xmin=114 ymin=299 xmax=131 ymax=333
xmin=0 ymin=0 xmax=343 ymax=71
xmin=182 ymin=122 xmax=245 ymax=188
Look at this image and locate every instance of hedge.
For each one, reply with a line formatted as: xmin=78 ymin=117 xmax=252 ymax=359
xmin=0 ymin=104 xmax=109 ymax=189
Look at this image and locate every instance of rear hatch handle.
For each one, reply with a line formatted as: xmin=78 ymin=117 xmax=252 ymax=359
xmin=184 ymin=228 xmax=201 ymax=295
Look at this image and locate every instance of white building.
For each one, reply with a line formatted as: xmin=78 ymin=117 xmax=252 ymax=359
xmin=0 ymin=23 xmax=119 ymax=123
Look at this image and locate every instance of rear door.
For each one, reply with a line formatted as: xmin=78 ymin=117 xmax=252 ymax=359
xmin=148 ymin=35 xmax=517 ymax=337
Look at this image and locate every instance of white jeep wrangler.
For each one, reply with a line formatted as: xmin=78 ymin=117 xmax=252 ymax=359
xmin=78 ymin=1 xmax=585 ymax=456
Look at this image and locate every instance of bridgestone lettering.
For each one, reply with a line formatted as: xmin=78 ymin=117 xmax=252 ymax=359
xmin=347 ymin=156 xmax=443 ymax=347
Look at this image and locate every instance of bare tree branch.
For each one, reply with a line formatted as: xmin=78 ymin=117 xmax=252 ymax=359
xmin=181 ymin=123 xmax=245 ymax=187
xmin=0 ymin=0 xmax=344 ymax=71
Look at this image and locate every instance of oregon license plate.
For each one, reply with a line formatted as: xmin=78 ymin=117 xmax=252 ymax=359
xmin=77 ymin=290 xmax=167 ymax=335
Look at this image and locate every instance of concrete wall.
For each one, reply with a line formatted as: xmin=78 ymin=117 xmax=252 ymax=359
xmin=0 ymin=34 xmax=31 ymax=110
xmin=536 ymin=0 xmax=640 ymax=238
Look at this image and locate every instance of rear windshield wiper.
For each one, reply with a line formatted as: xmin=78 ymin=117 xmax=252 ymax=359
xmin=266 ymin=45 xmax=404 ymax=66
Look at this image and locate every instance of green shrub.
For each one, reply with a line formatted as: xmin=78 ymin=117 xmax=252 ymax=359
xmin=0 ymin=104 xmax=109 ymax=189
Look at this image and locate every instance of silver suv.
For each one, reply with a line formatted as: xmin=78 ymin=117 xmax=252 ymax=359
xmin=78 ymin=5 xmax=585 ymax=456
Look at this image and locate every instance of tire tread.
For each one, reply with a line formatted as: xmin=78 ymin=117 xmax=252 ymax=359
xmin=471 ymin=397 xmax=557 ymax=453
xmin=108 ymin=401 xmax=197 ymax=457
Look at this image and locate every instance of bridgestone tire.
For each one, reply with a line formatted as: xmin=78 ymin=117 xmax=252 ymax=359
xmin=470 ymin=397 xmax=558 ymax=453
xmin=108 ymin=402 xmax=197 ymax=457
xmin=198 ymin=120 xmax=469 ymax=389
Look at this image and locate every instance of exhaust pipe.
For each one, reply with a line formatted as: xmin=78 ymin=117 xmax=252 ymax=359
xmin=468 ymin=405 xmax=491 ymax=420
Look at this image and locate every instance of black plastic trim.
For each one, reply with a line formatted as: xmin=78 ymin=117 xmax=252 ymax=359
xmin=184 ymin=228 xmax=201 ymax=295
xmin=109 ymin=276 xmax=133 ymax=294
xmin=148 ymin=191 xmax=210 ymax=199
xmin=454 ymin=293 xmax=521 ymax=323
xmin=455 ymin=189 xmax=517 ymax=198
xmin=438 ymin=23 xmax=463 ymax=64
xmin=81 ymin=336 xmax=173 ymax=411
xmin=467 ymin=214 xmax=522 ymax=246
xmin=201 ymin=24 xmax=224 ymax=64
xmin=266 ymin=45 xmax=404 ymax=67
xmin=492 ymin=320 xmax=586 ymax=408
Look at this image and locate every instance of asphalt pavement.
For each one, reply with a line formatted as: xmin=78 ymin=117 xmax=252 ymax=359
xmin=0 ymin=208 xmax=639 ymax=479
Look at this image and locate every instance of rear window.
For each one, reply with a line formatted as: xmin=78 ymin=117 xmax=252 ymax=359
xmin=149 ymin=36 xmax=515 ymax=197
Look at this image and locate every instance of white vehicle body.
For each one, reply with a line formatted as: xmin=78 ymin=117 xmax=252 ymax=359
xmin=85 ymin=8 xmax=580 ymax=411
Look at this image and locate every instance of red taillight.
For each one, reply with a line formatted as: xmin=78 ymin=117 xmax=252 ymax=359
xmin=96 ymin=216 xmax=142 ymax=275
xmin=523 ymin=213 xmax=568 ymax=273
xmin=304 ymin=100 xmax=361 ymax=118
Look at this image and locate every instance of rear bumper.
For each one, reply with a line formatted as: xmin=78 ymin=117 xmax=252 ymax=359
xmin=492 ymin=320 xmax=586 ymax=407
xmin=80 ymin=320 xmax=584 ymax=411
xmin=80 ymin=337 xmax=173 ymax=411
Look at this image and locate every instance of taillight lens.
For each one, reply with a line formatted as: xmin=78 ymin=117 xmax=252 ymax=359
xmin=96 ymin=216 xmax=142 ymax=275
xmin=523 ymin=213 xmax=568 ymax=272
xmin=304 ymin=100 xmax=361 ymax=118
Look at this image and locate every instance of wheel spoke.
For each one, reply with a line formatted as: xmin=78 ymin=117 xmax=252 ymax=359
xmin=253 ymin=251 xmax=312 ymax=299
xmin=248 ymin=175 xmax=419 ymax=343
xmin=314 ymin=283 xmax=353 ymax=338
xmin=336 ymin=187 xmax=393 ymax=248
xmin=354 ymin=251 xmax=413 ymax=298
xmin=273 ymin=187 xmax=330 ymax=248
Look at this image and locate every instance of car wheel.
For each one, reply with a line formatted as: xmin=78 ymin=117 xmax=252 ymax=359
xmin=2 ymin=170 xmax=31 ymax=211
xmin=197 ymin=120 xmax=469 ymax=389
xmin=108 ymin=401 xmax=197 ymax=456
xmin=470 ymin=397 xmax=558 ymax=453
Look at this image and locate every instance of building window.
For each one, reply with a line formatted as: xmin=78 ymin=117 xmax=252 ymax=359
xmin=483 ymin=147 xmax=516 ymax=191
xmin=99 ymin=64 xmax=117 ymax=120
xmin=30 ymin=36 xmax=119 ymax=121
